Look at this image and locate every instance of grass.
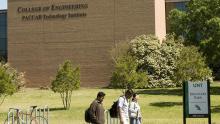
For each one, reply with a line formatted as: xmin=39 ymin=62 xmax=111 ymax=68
xmin=0 ymin=82 xmax=220 ymax=124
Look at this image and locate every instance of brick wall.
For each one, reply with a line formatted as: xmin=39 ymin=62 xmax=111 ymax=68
xmin=8 ymin=0 xmax=155 ymax=87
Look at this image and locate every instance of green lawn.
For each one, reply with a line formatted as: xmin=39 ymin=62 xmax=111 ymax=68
xmin=0 ymin=82 xmax=220 ymax=124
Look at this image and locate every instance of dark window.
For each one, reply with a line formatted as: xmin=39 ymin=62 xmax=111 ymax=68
xmin=0 ymin=10 xmax=7 ymax=62
xmin=175 ymin=2 xmax=187 ymax=11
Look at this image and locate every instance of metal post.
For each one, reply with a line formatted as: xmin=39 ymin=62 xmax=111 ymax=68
xmin=12 ymin=112 xmax=14 ymax=124
xmin=47 ymin=107 xmax=49 ymax=124
xmin=16 ymin=109 xmax=19 ymax=124
xmin=22 ymin=111 xmax=24 ymax=121
xmin=207 ymin=80 xmax=211 ymax=124
xmin=38 ymin=108 xmax=41 ymax=124
xmin=26 ymin=111 xmax=28 ymax=124
xmin=43 ymin=107 xmax=45 ymax=124
xmin=7 ymin=109 xmax=12 ymax=124
xmin=107 ymin=110 xmax=109 ymax=124
xmin=183 ymin=81 xmax=186 ymax=124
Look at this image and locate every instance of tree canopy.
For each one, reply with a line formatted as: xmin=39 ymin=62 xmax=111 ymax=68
xmin=51 ymin=60 xmax=80 ymax=110
xmin=169 ymin=0 xmax=220 ymax=79
xmin=0 ymin=62 xmax=25 ymax=106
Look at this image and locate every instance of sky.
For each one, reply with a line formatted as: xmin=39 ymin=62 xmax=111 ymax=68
xmin=0 ymin=0 xmax=7 ymax=10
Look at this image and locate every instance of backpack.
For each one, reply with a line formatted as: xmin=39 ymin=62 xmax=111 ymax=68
xmin=109 ymin=100 xmax=119 ymax=118
xmin=85 ymin=108 xmax=92 ymax=123
xmin=109 ymin=96 xmax=124 ymax=118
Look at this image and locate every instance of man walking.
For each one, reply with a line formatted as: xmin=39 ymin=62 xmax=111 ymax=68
xmin=90 ymin=91 xmax=106 ymax=124
xmin=118 ymin=89 xmax=133 ymax=124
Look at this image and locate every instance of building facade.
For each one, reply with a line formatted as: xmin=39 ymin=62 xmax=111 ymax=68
xmin=7 ymin=0 xmax=187 ymax=87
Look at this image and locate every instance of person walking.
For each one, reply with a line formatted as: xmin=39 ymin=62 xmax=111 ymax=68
xmin=90 ymin=91 xmax=106 ymax=124
xmin=129 ymin=93 xmax=142 ymax=124
xmin=118 ymin=89 xmax=133 ymax=124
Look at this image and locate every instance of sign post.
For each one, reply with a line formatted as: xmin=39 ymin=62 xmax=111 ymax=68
xmin=183 ymin=80 xmax=211 ymax=124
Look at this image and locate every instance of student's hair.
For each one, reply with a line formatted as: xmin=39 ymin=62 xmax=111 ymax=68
xmin=97 ymin=91 xmax=106 ymax=98
xmin=125 ymin=89 xmax=133 ymax=96
xmin=132 ymin=93 xmax=137 ymax=101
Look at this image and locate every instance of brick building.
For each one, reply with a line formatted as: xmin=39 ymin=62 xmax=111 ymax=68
xmin=4 ymin=0 xmax=188 ymax=87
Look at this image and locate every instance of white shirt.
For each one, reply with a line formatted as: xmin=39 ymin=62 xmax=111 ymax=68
xmin=118 ymin=96 xmax=129 ymax=118
xmin=129 ymin=101 xmax=141 ymax=118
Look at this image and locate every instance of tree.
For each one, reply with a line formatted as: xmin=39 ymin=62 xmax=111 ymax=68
xmin=0 ymin=62 xmax=25 ymax=106
xmin=51 ymin=60 xmax=80 ymax=110
xmin=169 ymin=0 xmax=220 ymax=79
xmin=173 ymin=46 xmax=212 ymax=86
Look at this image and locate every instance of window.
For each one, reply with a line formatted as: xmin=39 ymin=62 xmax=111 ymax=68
xmin=175 ymin=2 xmax=187 ymax=11
xmin=0 ymin=10 xmax=7 ymax=61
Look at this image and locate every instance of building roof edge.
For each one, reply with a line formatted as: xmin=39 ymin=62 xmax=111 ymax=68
xmin=166 ymin=0 xmax=190 ymax=3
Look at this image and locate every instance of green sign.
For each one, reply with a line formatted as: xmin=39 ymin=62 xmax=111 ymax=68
xmin=183 ymin=80 xmax=211 ymax=124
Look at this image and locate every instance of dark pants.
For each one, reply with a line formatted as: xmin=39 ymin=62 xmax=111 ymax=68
xmin=130 ymin=117 xmax=141 ymax=124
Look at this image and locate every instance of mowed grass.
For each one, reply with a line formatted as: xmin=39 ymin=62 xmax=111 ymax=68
xmin=0 ymin=82 xmax=220 ymax=124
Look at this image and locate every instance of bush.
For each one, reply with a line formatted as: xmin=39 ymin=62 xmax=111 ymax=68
xmin=0 ymin=62 xmax=25 ymax=106
xmin=173 ymin=46 xmax=212 ymax=86
xmin=129 ymin=35 xmax=183 ymax=88
xmin=51 ymin=60 xmax=80 ymax=110
xmin=110 ymin=55 xmax=148 ymax=89
xmin=110 ymin=34 xmax=212 ymax=88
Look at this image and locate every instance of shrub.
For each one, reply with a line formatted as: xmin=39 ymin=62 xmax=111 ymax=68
xmin=110 ymin=55 xmax=148 ymax=89
xmin=0 ymin=62 xmax=25 ymax=106
xmin=111 ymin=34 xmax=212 ymax=88
xmin=51 ymin=60 xmax=80 ymax=110
xmin=129 ymin=35 xmax=183 ymax=88
xmin=173 ymin=46 xmax=212 ymax=86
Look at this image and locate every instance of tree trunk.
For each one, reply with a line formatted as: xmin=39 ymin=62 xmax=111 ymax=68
xmin=0 ymin=95 xmax=7 ymax=106
xmin=60 ymin=91 xmax=73 ymax=110
xmin=60 ymin=93 xmax=66 ymax=109
xmin=65 ymin=91 xmax=68 ymax=110
xmin=67 ymin=91 xmax=72 ymax=110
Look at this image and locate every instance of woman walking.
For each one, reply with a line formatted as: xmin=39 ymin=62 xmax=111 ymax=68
xmin=129 ymin=93 xmax=142 ymax=124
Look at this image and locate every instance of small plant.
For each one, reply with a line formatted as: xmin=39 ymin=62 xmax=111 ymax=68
xmin=0 ymin=62 xmax=25 ymax=106
xmin=51 ymin=60 xmax=80 ymax=110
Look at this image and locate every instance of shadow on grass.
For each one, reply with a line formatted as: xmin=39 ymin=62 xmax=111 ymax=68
xmin=210 ymin=87 xmax=220 ymax=95
xmin=211 ymin=105 xmax=220 ymax=113
xmin=150 ymin=102 xmax=182 ymax=107
xmin=137 ymin=89 xmax=182 ymax=96
xmin=49 ymin=107 xmax=66 ymax=111
xmin=136 ymin=86 xmax=220 ymax=96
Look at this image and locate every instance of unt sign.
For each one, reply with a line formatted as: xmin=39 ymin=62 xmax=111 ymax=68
xmin=183 ymin=81 xmax=211 ymax=124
